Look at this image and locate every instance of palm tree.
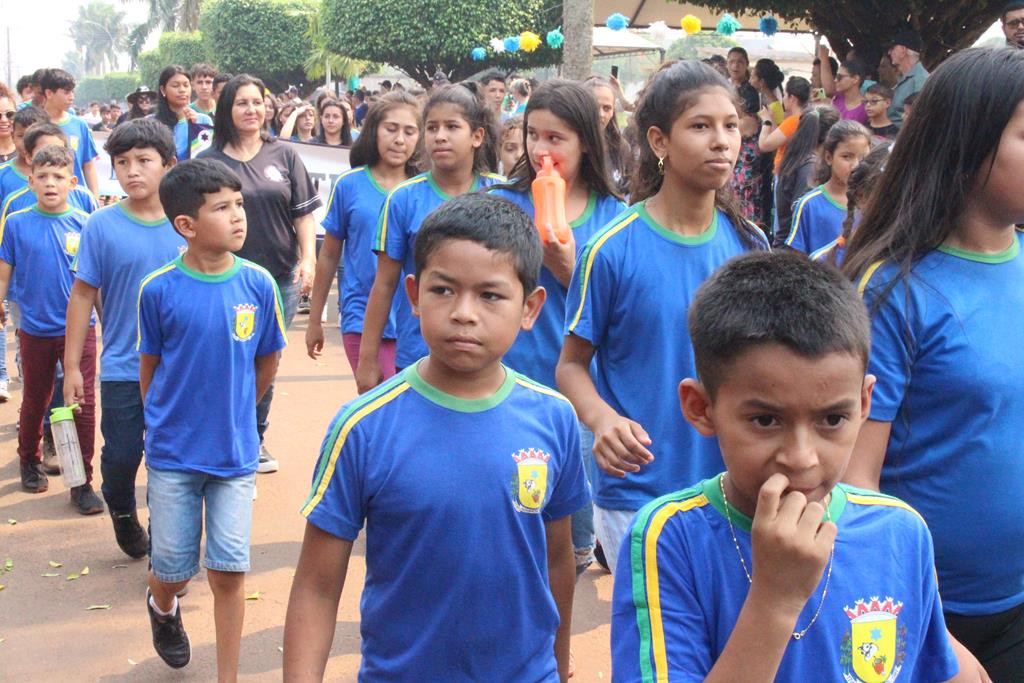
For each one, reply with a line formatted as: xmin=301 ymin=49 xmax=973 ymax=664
xmin=292 ymin=4 xmax=374 ymax=86
xmin=123 ymin=0 xmax=204 ymax=64
xmin=68 ymin=2 xmax=129 ymax=75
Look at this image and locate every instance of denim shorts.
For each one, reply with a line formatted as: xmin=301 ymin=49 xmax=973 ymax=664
xmin=147 ymin=467 xmax=256 ymax=582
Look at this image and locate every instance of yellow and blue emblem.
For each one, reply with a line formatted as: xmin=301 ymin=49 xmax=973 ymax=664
xmin=841 ymin=597 xmax=906 ymax=683
xmin=510 ymin=448 xmax=551 ymax=513
xmin=63 ymin=231 xmax=80 ymax=257
xmin=232 ymin=303 xmax=257 ymax=342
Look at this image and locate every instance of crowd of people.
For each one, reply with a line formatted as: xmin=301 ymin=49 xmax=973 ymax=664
xmin=4 ymin=4 xmax=1024 ymax=681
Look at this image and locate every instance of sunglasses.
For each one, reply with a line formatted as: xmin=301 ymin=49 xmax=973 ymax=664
xmin=0 ymin=111 xmax=14 ymax=120
xmin=1006 ymin=18 xmax=1024 ymax=30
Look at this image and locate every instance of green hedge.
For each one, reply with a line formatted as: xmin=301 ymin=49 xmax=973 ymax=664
xmin=75 ymin=72 xmax=142 ymax=104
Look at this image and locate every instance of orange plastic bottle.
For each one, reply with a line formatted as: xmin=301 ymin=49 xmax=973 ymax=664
xmin=531 ymin=155 xmax=571 ymax=245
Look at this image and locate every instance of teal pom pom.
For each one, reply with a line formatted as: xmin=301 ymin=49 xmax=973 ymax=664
xmin=471 ymin=47 xmax=486 ymax=61
xmin=606 ymin=13 xmax=629 ymax=31
xmin=504 ymin=36 xmax=520 ymax=53
xmin=759 ymin=16 xmax=779 ymax=37
xmin=546 ymin=27 xmax=564 ymax=49
xmin=716 ymin=14 xmax=741 ymax=36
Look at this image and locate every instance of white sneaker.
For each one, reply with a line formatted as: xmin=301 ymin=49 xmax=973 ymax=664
xmin=0 ymin=380 xmax=10 ymax=402
xmin=257 ymin=445 xmax=279 ymax=474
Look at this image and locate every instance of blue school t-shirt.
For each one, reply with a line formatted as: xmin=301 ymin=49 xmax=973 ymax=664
xmin=54 ymin=114 xmax=98 ymax=187
xmin=374 ymin=171 xmax=505 ymax=369
xmin=488 ymin=187 xmax=626 ymax=389
xmin=322 ymin=166 xmax=397 ymax=337
xmin=74 ymin=203 xmax=186 ymax=381
xmin=0 ymin=162 xmax=27 ymax=206
xmin=0 ymin=206 xmax=91 ymax=336
xmin=137 ymin=255 xmax=287 ymax=476
xmin=301 ymin=362 xmax=590 ymax=682
xmin=783 ymin=185 xmax=847 ymax=254
xmin=612 ymin=476 xmax=958 ymax=683
xmin=860 ymin=234 xmax=1024 ymax=615
xmin=564 ymin=203 xmax=768 ymax=511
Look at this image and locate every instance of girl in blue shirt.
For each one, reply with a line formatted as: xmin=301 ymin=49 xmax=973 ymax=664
xmin=358 ymin=82 xmax=502 ymax=392
xmin=557 ymin=61 xmax=768 ymax=573
xmin=153 ymin=66 xmax=213 ymax=161
xmin=843 ymin=47 xmax=1024 ymax=680
xmin=306 ymin=92 xmax=421 ymax=379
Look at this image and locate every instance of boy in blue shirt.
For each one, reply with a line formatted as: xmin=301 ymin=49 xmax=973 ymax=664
xmin=39 ymin=69 xmax=99 ymax=195
xmin=0 ymin=145 xmax=101 ymax=512
xmin=138 ymin=158 xmax=286 ymax=676
xmin=284 ymin=194 xmax=590 ymax=682
xmin=64 ymin=120 xmax=183 ymax=559
xmin=611 ymin=252 xmax=983 ymax=682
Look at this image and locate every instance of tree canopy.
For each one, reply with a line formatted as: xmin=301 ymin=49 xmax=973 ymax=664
xmin=321 ymin=0 xmax=562 ymax=87
xmin=691 ymin=1 xmax=1006 ymax=70
xmin=67 ymin=1 xmax=129 ymax=75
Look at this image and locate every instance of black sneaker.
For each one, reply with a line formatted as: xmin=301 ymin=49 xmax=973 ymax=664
xmin=147 ymin=589 xmax=191 ymax=669
xmin=70 ymin=484 xmax=104 ymax=515
xmin=20 ymin=461 xmax=48 ymax=493
xmin=41 ymin=430 xmax=60 ymax=475
xmin=111 ymin=510 xmax=149 ymax=559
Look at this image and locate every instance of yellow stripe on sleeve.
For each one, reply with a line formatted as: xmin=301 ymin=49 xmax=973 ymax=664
xmin=375 ymin=175 xmax=427 ymax=252
xmin=566 ymin=212 xmax=639 ymax=332
xmin=785 ymin=189 xmax=821 ymax=247
xmin=856 ymin=260 xmax=885 ymax=296
xmin=845 ymin=493 xmax=927 ymax=525
xmin=135 ymin=263 xmax=178 ymax=350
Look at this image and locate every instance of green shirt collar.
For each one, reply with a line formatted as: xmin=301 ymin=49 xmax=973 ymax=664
xmin=173 ymin=253 xmax=241 ymax=282
xmin=32 ymin=205 xmax=73 ymax=217
xmin=427 ymin=171 xmax=481 ymax=200
xmin=637 ymin=201 xmax=718 ymax=245
xmin=117 ymin=202 xmax=169 ymax=227
xmin=403 ymin=359 xmax=517 ymax=412
xmin=937 ymin=235 xmax=1020 ymax=264
xmin=702 ymin=473 xmax=848 ymax=533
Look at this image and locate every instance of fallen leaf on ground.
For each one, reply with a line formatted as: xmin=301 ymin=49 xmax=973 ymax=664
xmin=40 ymin=573 xmax=60 ymax=578
xmin=80 ymin=567 xmax=89 ymax=576
xmin=7 ymin=519 xmax=15 ymax=525
xmin=245 ymin=590 xmax=261 ymax=601
xmin=66 ymin=574 xmax=79 ymax=581
xmin=0 ymin=584 xmax=5 ymax=591
xmin=4 ymin=558 xmax=11 ymax=571
xmin=47 ymin=561 xmax=62 ymax=568
xmin=86 ymin=604 xmax=111 ymax=610
xmin=277 ymin=646 xmax=284 ymax=653
xmin=112 ymin=564 xmax=127 ymax=569
xmin=127 ymin=658 xmax=136 ymax=666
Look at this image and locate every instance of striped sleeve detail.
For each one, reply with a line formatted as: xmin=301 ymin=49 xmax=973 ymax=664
xmin=513 ymin=376 xmax=573 ymax=406
xmin=71 ymin=208 xmax=90 ymax=222
xmin=75 ymin=186 xmax=99 ymax=211
xmin=785 ymin=189 xmax=822 ymax=247
xmin=241 ymin=261 xmax=288 ymax=344
xmin=481 ymin=172 xmax=507 ymax=182
xmin=373 ymin=175 xmax=427 ymax=252
xmin=323 ymin=166 xmax=364 ymax=215
xmin=135 ymin=262 xmax=178 ymax=350
xmin=810 ymin=238 xmax=840 ymax=262
xmin=0 ymin=206 xmax=31 ymax=247
xmin=0 ymin=188 xmax=29 ymax=226
xmin=856 ymin=260 xmax=886 ymax=296
xmin=845 ymin=492 xmax=927 ymax=525
xmin=300 ymin=380 xmax=413 ymax=516
xmin=567 ymin=210 xmax=641 ymax=332
xmin=628 ymin=490 xmax=710 ymax=683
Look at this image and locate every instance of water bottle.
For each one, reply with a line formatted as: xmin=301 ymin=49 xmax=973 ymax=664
xmin=50 ymin=405 xmax=86 ymax=488
xmin=531 ymin=155 xmax=571 ymax=245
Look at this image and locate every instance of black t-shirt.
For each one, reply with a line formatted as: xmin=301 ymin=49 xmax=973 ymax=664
xmin=870 ymin=123 xmax=899 ymax=140
xmin=200 ymin=140 xmax=321 ymax=280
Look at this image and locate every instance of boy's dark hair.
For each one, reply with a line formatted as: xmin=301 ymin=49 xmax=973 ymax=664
xmin=479 ymin=70 xmax=506 ymax=87
xmin=690 ymin=251 xmax=870 ymax=398
xmin=24 ymin=122 xmax=67 ymax=156
xmin=191 ymin=63 xmax=218 ymax=80
xmin=13 ymin=106 xmax=47 ymax=132
xmin=866 ymin=83 xmax=894 ymax=101
xmin=40 ymin=68 xmax=75 ymax=94
xmin=159 ymin=158 xmax=242 ymax=223
xmin=31 ymin=144 xmax=74 ymax=170
xmin=16 ymin=74 xmax=32 ymax=94
xmin=413 ymin=193 xmax=541 ymax=296
xmin=212 ymin=73 xmax=233 ymax=88
xmin=105 ymin=119 xmax=176 ymax=166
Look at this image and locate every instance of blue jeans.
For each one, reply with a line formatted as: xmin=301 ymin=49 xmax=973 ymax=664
xmin=256 ymin=273 xmax=299 ymax=443
xmin=571 ymin=423 xmax=597 ymax=575
xmin=99 ymin=381 xmax=145 ymax=515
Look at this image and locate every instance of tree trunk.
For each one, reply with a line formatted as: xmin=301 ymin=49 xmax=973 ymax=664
xmin=562 ymin=0 xmax=593 ymax=81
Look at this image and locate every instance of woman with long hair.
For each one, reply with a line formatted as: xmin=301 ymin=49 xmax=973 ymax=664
xmin=153 ymin=65 xmax=212 ymax=160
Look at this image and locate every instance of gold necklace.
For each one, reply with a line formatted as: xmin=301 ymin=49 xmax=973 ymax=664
xmin=718 ymin=474 xmax=834 ymax=640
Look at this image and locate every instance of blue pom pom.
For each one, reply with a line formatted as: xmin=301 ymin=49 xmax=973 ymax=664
xmin=759 ymin=16 xmax=779 ymax=37
xmin=606 ymin=13 xmax=629 ymax=31
xmin=471 ymin=47 xmax=487 ymax=61
xmin=504 ymin=36 xmax=520 ymax=53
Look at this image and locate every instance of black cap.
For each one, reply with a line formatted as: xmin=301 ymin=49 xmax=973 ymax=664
xmin=126 ymin=85 xmax=155 ymax=103
xmin=890 ymin=28 xmax=923 ymax=52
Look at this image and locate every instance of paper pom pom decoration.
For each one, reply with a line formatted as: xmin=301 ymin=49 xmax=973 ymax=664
xmin=681 ymin=14 xmax=702 ymax=35
xmin=648 ymin=20 xmax=671 ymax=47
xmin=490 ymin=37 xmax=506 ymax=53
xmin=520 ymin=31 xmax=542 ymax=52
xmin=503 ymin=36 xmax=520 ymax=53
xmin=716 ymin=13 xmax=741 ymax=36
xmin=471 ymin=47 xmax=487 ymax=61
xmin=546 ymin=27 xmax=564 ymax=49
xmin=606 ymin=13 xmax=629 ymax=31
xmin=759 ymin=16 xmax=779 ymax=37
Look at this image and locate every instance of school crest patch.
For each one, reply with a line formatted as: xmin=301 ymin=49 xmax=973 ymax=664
xmin=510 ymin=448 xmax=550 ymax=513
xmin=232 ymin=303 xmax=257 ymax=342
xmin=63 ymin=231 xmax=80 ymax=256
xmin=840 ymin=597 xmax=907 ymax=683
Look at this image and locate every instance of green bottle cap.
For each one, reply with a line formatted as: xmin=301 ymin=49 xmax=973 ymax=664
xmin=50 ymin=405 xmax=79 ymax=422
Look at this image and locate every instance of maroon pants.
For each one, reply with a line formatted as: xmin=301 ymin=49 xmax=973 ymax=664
xmin=18 ymin=329 xmax=97 ymax=483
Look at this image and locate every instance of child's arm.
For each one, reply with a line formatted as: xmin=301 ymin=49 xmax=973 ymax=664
xmin=818 ymin=44 xmax=837 ymax=97
xmin=0 ymin=261 xmax=11 ymax=323
xmin=283 ymin=522 xmax=354 ymax=682
xmin=705 ymin=474 xmax=836 ymax=682
xmin=255 ymin=351 xmax=281 ymax=402
xmin=842 ymin=419 xmax=891 ymax=490
xmin=82 ymin=159 xmax=99 ymax=197
xmin=356 ymin=254 xmax=403 ymax=393
xmin=305 ymin=234 xmax=342 ymax=359
xmin=946 ymin=634 xmax=992 ymax=682
xmin=139 ymin=353 xmax=159 ymax=402
xmin=556 ymin=334 xmax=653 ymax=477
xmin=63 ymin=279 xmax=99 ymax=407
xmin=545 ymin=516 xmax=575 ymax=682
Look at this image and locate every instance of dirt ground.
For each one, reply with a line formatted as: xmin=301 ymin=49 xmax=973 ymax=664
xmin=0 ymin=304 xmax=615 ymax=681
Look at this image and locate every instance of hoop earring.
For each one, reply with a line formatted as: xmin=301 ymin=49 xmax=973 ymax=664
xmin=657 ymin=156 xmax=665 ymax=175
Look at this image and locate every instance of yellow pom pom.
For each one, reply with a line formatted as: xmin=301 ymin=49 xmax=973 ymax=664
xmin=520 ymin=31 xmax=542 ymax=53
xmin=681 ymin=14 xmax=702 ymax=35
